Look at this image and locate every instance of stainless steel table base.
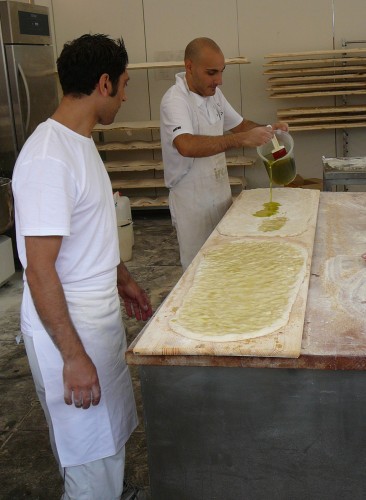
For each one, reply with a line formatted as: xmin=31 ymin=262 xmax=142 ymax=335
xmin=140 ymin=365 xmax=366 ymax=500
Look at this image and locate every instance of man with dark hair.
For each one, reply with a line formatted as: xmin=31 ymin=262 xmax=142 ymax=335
xmin=12 ymin=34 xmax=152 ymax=499
xmin=161 ymin=37 xmax=288 ymax=270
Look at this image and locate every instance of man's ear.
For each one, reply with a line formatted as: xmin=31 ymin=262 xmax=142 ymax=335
xmin=185 ymin=59 xmax=192 ymax=74
xmin=98 ymin=73 xmax=111 ymax=96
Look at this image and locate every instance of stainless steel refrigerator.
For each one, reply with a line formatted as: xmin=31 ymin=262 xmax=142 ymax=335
xmin=0 ymin=0 xmax=59 ymax=178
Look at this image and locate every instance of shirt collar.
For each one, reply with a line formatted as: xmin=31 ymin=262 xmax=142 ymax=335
xmin=176 ymin=72 xmax=211 ymax=109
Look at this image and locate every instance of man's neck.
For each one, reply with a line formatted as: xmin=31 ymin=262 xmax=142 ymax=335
xmin=51 ymin=95 xmax=97 ymax=137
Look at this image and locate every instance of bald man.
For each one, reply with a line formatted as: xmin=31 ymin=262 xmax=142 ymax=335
xmin=160 ymin=37 xmax=288 ymax=270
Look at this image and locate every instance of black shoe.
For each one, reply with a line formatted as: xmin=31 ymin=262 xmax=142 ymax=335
xmin=121 ymin=480 xmax=149 ymax=500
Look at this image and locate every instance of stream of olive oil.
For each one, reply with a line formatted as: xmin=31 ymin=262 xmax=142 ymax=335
xmin=253 ymin=162 xmax=288 ymax=232
xmin=253 ymin=162 xmax=280 ymax=217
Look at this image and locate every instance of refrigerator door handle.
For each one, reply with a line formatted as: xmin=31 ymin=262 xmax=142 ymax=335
xmin=17 ymin=62 xmax=30 ymax=134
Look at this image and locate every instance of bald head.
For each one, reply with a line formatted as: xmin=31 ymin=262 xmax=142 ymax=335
xmin=184 ymin=38 xmax=223 ymax=62
xmin=184 ymin=38 xmax=225 ymax=97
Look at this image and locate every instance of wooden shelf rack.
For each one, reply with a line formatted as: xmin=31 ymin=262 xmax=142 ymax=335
xmin=264 ymin=48 xmax=366 ymax=131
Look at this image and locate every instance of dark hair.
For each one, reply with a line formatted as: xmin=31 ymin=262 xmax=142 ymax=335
xmin=57 ymin=33 xmax=128 ymax=97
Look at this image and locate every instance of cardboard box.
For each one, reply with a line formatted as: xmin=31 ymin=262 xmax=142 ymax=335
xmin=286 ymin=174 xmax=323 ymax=190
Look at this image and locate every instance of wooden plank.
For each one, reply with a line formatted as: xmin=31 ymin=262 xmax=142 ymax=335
xmin=270 ymin=89 xmax=366 ymax=98
xmin=264 ymin=65 xmax=366 ymax=76
xmin=284 ymin=115 xmax=366 ymax=124
xmin=288 ymin=122 xmax=366 ymax=131
xmin=96 ymin=140 xmax=161 ymax=151
xmin=132 ymin=189 xmax=320 ymax=358
xmin=268 ymin=81 xmax=366 ymax=91
xmin=94 ymin=120 xmax=160 ymax=132
xmin=130 ymin=196 xmax=169 ymax=208
xmin=264 ymin=57 xmax=366 ymax=67
xmin=128 ymin=190 xmax=245 ymax=210
xmin=268 ymin=73 xmax=366 ymax=84
xmin=226 ymin=155 xmax=256 ymax=167
xmin=277 ymin=105 xmax=366 ymax=116
xmin=104 ymin=156 xmax=256 ymax=173
xmin=265 ymin=48 xmax=366 ymax=58
xmin=111 ymin=176 xmax=245 ymax=189
xmin=105 ymin=160 xmax=163 ymax=173
xmin=128 ymin=56 xmax=249 ymax=70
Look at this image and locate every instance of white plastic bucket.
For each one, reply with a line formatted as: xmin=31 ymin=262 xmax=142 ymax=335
xmin=117 ymin=220 xmax=133 ymax=262
xmin=114 ymin=194 xmax=132 ymax=226
xmin=114 ymin=192 xmax=134 ymax=246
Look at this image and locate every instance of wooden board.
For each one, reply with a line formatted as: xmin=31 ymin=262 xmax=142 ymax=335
xmin=265 ymin=48 xmax=366 ymax=58
xmin=96 ymin=140 xmax=161 ymax=151
xmin=94 ymin=120 xmax=160 ymax=132
xmin=301 ymin=192 xmax=366 ymax=357
xmin=130 ymin=196 xmax=169 ymax=208
xmin=128 ymin=56 xmax=249 ymax=70
xmin=264 ymin=65 xmax=366 ymax=76
xmin=268 ymin=73 xmax=366 ymax=84
xmin=287 ymin=122 xmax=366 ymax=131
xmin=284 ymin=115 xmax=366 ymax=125
xmin=277 ymin=105 xmax=366 ymax=116
xmin=270 ymin=89 xmax=366 ymax=98
xmin=268 ymin=81 xmax=366 ymax=91
xmin=277 ymin=104 xmax=366 ymax=129
xmin=133 ymin=188 xmax=320 ymax=359
xmin=110 ymin=175 xmax=245 ymax=190
xmin=264 ymin=57 xmax=366 ymax=67
xmin=104 ymin=156 xmax=256 ymax=173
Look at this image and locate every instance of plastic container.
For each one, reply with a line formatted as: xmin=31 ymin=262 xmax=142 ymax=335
xmin=257 ymin=131 xmax=296 ymax=186
xmin=114 ymin=192 xmax=134 ymax=246
xmin=118 ymin=220 xmax=133 ymax=262
xmin=114 ymin=193 xmax=132 ymax=225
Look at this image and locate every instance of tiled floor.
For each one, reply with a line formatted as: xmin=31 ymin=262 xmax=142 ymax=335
xmin=0 ymin=211 xmax=182 ymax=499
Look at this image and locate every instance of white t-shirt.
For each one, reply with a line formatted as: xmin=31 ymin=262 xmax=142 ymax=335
xmin=12 ymin=118 xmax=119 ymax=289
xmin=160 ymin=72 xmax=243 ymax=188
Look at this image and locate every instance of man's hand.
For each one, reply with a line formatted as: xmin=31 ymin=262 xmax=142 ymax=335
xmin=235 ymin=126 xmax=274 ymax=148
xmin=272 ymin=121 xmax=289 ymax=132
xmin=117 ymin=262 xmax=153 ymax=321
xmin=63 ymin=351 xmax=101 ymax=409
xmin=118 ymin=279 xmax=153 ymax=321
xmin=229 ymin=120 xmax=290 ymax=148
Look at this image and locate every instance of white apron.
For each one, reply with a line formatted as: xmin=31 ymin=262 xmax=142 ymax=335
xmin=23 ymin=281 xmax=137 ymax=468
xmin=169 ymin=89 xmax=232 ymax=270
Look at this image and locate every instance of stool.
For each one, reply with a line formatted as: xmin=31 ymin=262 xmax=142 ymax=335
xmin=322 ymin=157 xmax=366 ymax=191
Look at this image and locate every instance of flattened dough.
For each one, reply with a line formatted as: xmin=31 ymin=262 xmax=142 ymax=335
xmin=217 ymin=188 xmax=319 ymax=237
xmin=170 ymin=240 xmax=307 ymax=342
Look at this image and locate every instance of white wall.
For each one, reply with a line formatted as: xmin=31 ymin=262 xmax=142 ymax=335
xmin=46 ymin=0 xmax=366 ymax=187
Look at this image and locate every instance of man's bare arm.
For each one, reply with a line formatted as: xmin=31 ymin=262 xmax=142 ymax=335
xmin=25 ymin=235 xmax=101 ymax=409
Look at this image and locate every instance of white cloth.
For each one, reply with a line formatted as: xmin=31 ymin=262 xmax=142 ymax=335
xmin=24 ymin=282 xmax=137 ymax=467
xmin=165 ymin=78 xmax=234 ymax=269
xmin=12 ymin=118 xmax=120 ymax=288
xmin=161 ymin=73 xmax=240 ymax=268
xmin=24 ymin=333 xmax=125 ymax=500
xmin=12 ymin=118 xmax=137 ymax=469
xmin=160 ymin=72 xmax=243 ymax=189
xmin=62 ymin=445 xmax=125 ymax=500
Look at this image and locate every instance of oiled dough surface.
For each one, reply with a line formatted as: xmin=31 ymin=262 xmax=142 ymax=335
xmin=170 ymin=240 xmax=307 ymax=342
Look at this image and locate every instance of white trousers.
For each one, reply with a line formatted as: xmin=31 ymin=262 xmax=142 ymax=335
xmin=23 ymin=334 xmax=125 ymax=500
